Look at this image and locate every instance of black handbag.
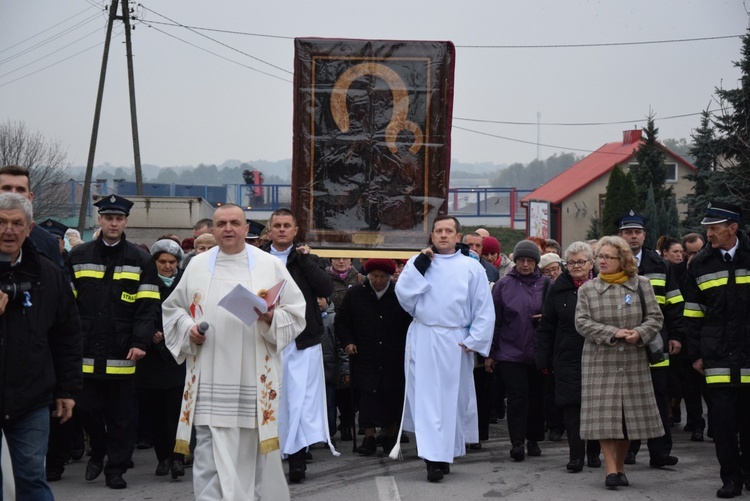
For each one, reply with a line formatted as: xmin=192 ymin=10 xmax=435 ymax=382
xmin=636 ymin=282 xmax=667 ymax=365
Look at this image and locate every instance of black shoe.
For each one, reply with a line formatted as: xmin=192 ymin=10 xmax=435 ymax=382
xmin=439 ymin=462 xmax=450 ymax=474
xmin=618 ymin=472 xmax=629 ymax=486
xmin=527 ymin=441 xmax=541 ymax=457
xmin=425 ymin=461 xmax=444 ymax=482
xmin=566 ymin=459 xmax=584 ymax=472
xmin=155 ymin=459 xmax=169 ymax=476
xmin=649 ymin=455 xmax=678 ymax=468
xmin=105 ymin=474 xmax=127 ymax=489
xmin=304 ymin=450 xmax=313 ymax=461
xmin=85 ymin=458 xmax=103 ymax=481
xmin=548 ymin=431 xmax=563 ymax=442
xmin=170 ymin=459 xmax=185 ymax=479
xmin=381 ymin=435 xmax=397 ymax=454
xmin=605 ymin=473 xmax=620 ymax=489
xmin=510 ymin=443 xmax=525 ymax=462
xmin=691 ymin=429 xmax=704 ymax=442
xmin=288 ymin=466 xmax=305 ymax=483
xmin=136 ymin=439 xmax=153 ymax=450
xmin=624 ymin=451 xmax=636 ymax=465
xmin=468 ymin=443 xmax=482 ymax=451
xmin=357 ymin=436 xmax=377 ymax=456
xmin=46 ymin=467 xmax=64 ymax=482
xmin=587 ymin=455 xmax=602 ymax=468
xmin=683 ymin=423 xmax=696 ymax=432
xmin=716 ymin=481 xmax=742 ymax=498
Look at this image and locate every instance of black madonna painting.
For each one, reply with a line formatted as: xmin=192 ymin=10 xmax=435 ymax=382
xmin=292 ymin=38 xmax=455 ymax=253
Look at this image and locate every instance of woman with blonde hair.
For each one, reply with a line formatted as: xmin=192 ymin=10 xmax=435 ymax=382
xmin=574 ymin=236 xmax=664 ymax=489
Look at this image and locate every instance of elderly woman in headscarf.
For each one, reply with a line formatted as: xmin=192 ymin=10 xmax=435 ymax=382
xmin=135 ymin=238 xmax=187 ymax=480
xmin=575 ymin=236 xmax=663 ymax=490
xmin=335 ymin=258 xmax=412 ymax=455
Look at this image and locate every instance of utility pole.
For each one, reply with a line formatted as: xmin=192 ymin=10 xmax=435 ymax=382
xmin=78 ymin=0 xmax=119 ymax=233
xmin=122 ymin=2 xmax=144 ymax=195
xmin=77 ymin=0 xmax=144 ymax=232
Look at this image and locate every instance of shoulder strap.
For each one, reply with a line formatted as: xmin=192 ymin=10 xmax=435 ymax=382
xmin=636 ymin=280 xmax=646 ymax=321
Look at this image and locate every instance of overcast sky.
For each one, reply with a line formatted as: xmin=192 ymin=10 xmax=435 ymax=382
xmin=1 ymin=0 xmax=747 ymax=171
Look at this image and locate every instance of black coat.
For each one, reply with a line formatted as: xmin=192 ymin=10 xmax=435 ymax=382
xmin=535 ymin=270 xmax=586 ymax=408
xmin=335 ymin=279 xmax=412 ymax=393
xmin=0 ymin=240 xmax=82 ymax=422
xmin=261 ymin=243 xmax=333 ymax=350
xmin=136 ymin=272 xmax=185 ymax=390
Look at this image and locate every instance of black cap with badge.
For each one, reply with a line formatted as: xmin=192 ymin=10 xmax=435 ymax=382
xmin=616 ymin=210 xmax=647 ymax=231
xmin=245 ymin=220 xmax=265 ymax=240
xmin=40 ymin=218 xmax=69 ymax=240
xmin=94 ymin=194 xmax=134 ymax=216
xmin=700 ymin=201 xmax=742 ymax=225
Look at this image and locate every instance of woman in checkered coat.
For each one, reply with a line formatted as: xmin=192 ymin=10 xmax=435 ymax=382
xmin=574 ymin=236 xmax=664 ymax=489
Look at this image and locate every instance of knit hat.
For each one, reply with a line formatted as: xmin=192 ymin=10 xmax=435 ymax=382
xmin=539 ymin=252 xmax=563 ymax=271
xmin=150 ymin=238 xmax=185 ymax=262
xmin=363 ymin=258 xmax=396 ymax=275
xmin=513 ymin=240 xmax=541 ymax=265
xmin=481 ymin=236 xmax=501 ymax=256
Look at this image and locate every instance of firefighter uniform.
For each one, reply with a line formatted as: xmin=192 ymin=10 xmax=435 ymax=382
xmin=684 ymin=201 xmax=750 ymax=497
xmin=66 ymin=195 xmax=161 ymax=485
xmin=617 ymin=211 xmax=685 ymax=467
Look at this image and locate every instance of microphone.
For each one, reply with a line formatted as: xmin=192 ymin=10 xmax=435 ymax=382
xmin=198 ymin=322 xmax=209 ymax=336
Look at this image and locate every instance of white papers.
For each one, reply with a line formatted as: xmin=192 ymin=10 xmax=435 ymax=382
xmin=217 ymin=280 xmax=286 ymax=327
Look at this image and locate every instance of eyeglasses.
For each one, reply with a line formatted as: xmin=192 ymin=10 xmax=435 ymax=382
xmin=596 ymin=254 xmax=620 ymax=261
xmin=0 ymin=220 xmax=28 ymax=233
xmin=566 ymin=259 xmax=591 ymax=268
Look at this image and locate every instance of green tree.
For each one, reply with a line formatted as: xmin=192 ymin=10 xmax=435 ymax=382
xmin=681 ymin=110 xmax=722 ymax=231
xmin=601 ymin=164 xmax=639 ymax=236
xmin=585 ymin=216 xmax=601 ymax=240
xmin=643 ymin=185 xmax=658 ymax=249
xmin=713 ymin=27 xmax=750 ymax=206
xmin=630 ymin=114 xmax=673 ymax=210
xmin=666 ymin=194 xmax=681 ymax=237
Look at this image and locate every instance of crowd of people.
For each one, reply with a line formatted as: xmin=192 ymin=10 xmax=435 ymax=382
xmin=0 ymin=162 xmax=747 ymax=500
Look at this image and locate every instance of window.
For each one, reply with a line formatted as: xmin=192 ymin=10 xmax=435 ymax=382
xmin=665 ymin=163 xmax=677 ymax=183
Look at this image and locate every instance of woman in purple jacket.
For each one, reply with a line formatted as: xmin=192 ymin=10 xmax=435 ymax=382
xmin=485 ymin=240 xmax=550 ymax=462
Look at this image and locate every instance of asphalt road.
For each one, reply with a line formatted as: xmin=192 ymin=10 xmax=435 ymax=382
xmin=43 ymin=414 xmax=726 ymax=500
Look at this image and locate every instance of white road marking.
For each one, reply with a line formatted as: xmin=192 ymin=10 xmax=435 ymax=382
xmin=376 ymin=475 xmax=402 ymax=501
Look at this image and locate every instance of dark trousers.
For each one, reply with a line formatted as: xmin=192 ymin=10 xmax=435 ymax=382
xmin=473 ymin=364 xmax=493 ymax=441
xmin=46 ymin=413 xmax=84 ymax=470
xmin=678 ymin=354 xmax=707 ymax=431
xmin=562 ymin=405 xmax=600 ymax=461
xmin=497 ymin=362 xmax=546 ymax=444
xmin=545 ymin=374 xmax=565 ymax=435
xmin=77 ymin=377 xmax=135 ymax=476
xmin=705 ymin=386 xmax=750 ymax=484
xmin=629 ymin=367 xmax=671 ymax=458
xmin=335 ymin=388 xmax=356 ymax=429
xmin=141 ymin=386 xmax=183 ymax=463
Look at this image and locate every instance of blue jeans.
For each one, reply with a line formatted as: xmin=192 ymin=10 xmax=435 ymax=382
xmin=0 ymin=406 xmax=53 ymax=501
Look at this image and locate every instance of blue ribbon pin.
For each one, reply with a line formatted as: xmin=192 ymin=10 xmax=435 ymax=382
xmin=624 ymin=293 xmax=632 ymax=305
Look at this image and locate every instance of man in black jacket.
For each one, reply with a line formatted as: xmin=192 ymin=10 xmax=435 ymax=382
xmin=0 ymin=193 xmax=82 ymax=499
xmin=66 ymin=194 xmax=161 ymax=490
xmin=684 ymin=201 xmax=750 ymax=499
xmin=262 ymin=208 xmax=334 ymax=483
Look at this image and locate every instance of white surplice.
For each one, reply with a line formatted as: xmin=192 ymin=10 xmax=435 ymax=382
xmin=394 ymin=251 xmax=495 ymax=463
xmin=162 ymin=245 xmax=306 ymax=500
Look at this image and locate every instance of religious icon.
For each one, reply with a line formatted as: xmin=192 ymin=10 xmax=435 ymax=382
xmin=190 ymin=290 xmax=204 ymax=320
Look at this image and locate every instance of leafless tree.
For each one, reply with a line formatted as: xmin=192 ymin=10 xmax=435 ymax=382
xmin=0 ymin=120 xmax=72 ymax=219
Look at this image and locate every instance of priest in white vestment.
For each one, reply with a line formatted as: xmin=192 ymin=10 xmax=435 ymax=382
xmin=394 ymin=215 xmax=495 ymax=483
xmin=163 ymin=205 xmax=307 ymax=501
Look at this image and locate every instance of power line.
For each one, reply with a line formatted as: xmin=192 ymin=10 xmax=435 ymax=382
xmin=454 ymin=111 xmax=705 ymax=127
xmin=140 ymin=19 xmax=295 ymax=40
xmin=457 ymin=34 xmax=742 ymax=49
xmin=0 ymin=13 xmax=102 ymax=66
xmin=0 ymin=37 xmax=114 ymax=89
xmin=0 ymin=6 xmax=94 ymax=55
xmin=144 ymin=24 xmax=292 ymax=83
xmin=453 ymin=125 xmax=634 ymax=156
xmin=136 ymin=4 xmax=293 ymax=75
xmin=0 ymin=26 xmax=103 ymax=79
